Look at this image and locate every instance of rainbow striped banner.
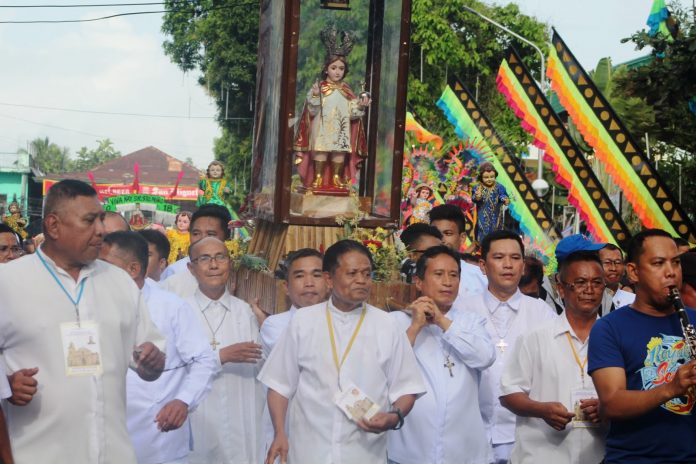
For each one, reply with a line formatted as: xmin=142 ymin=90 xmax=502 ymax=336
xmin=548 ymin=30 xmax=695 ymax=242
xmin=497 ymin=48 xmax=630 ymax=246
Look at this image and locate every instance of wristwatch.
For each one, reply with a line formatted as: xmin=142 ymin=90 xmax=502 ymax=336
xmin=390 ymin=407 xmax=405 ymax=430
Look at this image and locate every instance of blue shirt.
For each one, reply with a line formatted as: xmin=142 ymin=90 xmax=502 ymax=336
xmin=588 ymin=305 xmax=696 ymax=463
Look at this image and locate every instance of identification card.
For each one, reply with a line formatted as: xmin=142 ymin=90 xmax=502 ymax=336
xmin=571 ymin=388 xmax=599 ymax=428
xmin=334 ymin=382 xmax=380 ymax=423
xmin=60 ymin=321 xmax=103 ymax=377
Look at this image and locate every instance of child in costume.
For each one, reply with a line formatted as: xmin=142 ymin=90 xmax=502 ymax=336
xmin=472 ymin=162 xmax=509 ymax=241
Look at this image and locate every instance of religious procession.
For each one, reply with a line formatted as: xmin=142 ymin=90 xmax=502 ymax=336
xmin=1 ymin=0 xmax=696 ymax=463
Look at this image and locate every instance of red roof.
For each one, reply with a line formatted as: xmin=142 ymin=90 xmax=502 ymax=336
xmin=47 ymin=146 xmax=202 ymax=186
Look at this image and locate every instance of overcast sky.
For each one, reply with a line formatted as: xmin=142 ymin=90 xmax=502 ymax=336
xmin=0 ymin=1 xmax=689 ymax=169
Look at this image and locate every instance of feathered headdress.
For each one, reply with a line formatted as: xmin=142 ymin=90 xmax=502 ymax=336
xmin=320 ymin=24 xmax=355 ymax=57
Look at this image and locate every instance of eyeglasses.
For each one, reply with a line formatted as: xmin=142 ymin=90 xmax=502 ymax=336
xmin=561 ymin=279 xmax=606 ymax=292
xmin=0 ymin=245 xmax=24 ymax=257
xmin=191 ymin=253 xmax=229 ymax=265
xmin=601 ymin=259 xmax=624 ymax=267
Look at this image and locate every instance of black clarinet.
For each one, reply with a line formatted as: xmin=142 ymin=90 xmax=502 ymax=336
xmin=669 ymin=286 xmax=696 ymax=360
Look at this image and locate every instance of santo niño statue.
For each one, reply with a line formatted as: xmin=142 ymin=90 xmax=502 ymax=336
xmin=292 ymin=25 xmax=371 ymax=192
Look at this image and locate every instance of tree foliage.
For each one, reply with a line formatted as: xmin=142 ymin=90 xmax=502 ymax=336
xmin=18 ymin=137 xmax=121 ymax=175
xmin=73 ymin=139 xmax=121 ymax=172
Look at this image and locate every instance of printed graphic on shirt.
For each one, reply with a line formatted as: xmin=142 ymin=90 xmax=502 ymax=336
xmin=640 ymin=334 xmax=696 ymax=415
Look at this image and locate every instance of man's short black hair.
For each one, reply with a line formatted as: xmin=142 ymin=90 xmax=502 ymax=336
xmin=400 ymin=223 xmax=443 ymax=250
xmin=429 ymin=204 xmax=466 ymax=234
xmin=323 ymin=239 xmax=373 ymax=275
xmin=520 ymin=256 xmax=544 ymax=287
xmin=415 ymin=245 xmax=461 ymax=280
xmin=103 ymin=231 xmax=149 ymax=279
xmin=43 ymin=179 xmax=97 ymax=217
xmin=601 ymin=243 xmax=623 ymax=255
xmin=191 ymin=204 xmax=232 ymax=240
xmin=276 ymin=248 xmax=324 ymax=281
xmin=138 ymin=229 xmax=170 ymax=262
xmin=674 ymin=237 xmax=689 ymax=248
xmin=558 ymin=250 xmax=603 ymax=281
xmin=480 ymin=229 xmax=524 ymax=260
xmin=626 ymin=229 xmax=674 ymax=264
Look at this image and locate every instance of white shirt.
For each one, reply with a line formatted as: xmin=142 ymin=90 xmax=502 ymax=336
xmin=260 ymin=305 xmax=298 ymax=358
xmin=0 ymin=364 xmax=10 ymax=399
xmin=160 ymin=266 xmax=199 ymax=300
xmin=160 ymin=256 xmax=190 ymax=281
xmin=186 ymin=289 xmax=265 ymax=464
xmin=500 ymin=314 xmax=607 ymax=463
xmin=453 ymin=261 xmax=488 ymax=309
xmin=388 ymin=304 xmax=495 ymax=464
xmin=127 ymin=280 xmax=218 ymax=464
xmin=612 ymin=288 xmax=635 ymax=309
xmin=466 ymin=289 xmax=555 ymax=446
xmin=258 ymin=299 xmax=426 ymax=464
xmin=0 ymin=250 xmax=165 ymax=463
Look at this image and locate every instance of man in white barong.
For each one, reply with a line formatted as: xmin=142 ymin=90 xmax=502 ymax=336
xmin=185 ymin=237 xmax=265 ymax=464
xmin=462 ymin=230 xmax=555 ymax=463
xmin=259 ymin=239 xmax=426 ymax=464
xmin=0 ymin=179 xmax=165 ymax=463
xmin=160 ymin=204 xmax=231 ymax=295
xmin=388 ymin=245 xmax=495 ymax=464
xmin=100 ymin=231 xmax=218 ymax=464
xmin=500 ymin=251 xmax=607 ymax=462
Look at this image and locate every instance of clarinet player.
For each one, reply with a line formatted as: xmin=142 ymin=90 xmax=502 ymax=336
xmin=588 ymin=229 xmax=696 ymax=463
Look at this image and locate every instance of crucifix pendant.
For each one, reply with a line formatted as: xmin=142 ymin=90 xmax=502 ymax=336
xmin=444 ymin=356 xmax=455 ymax=377
xmin=210 ymin=338 xmax=220 ymax=350
xmin=496 ymin=339 xmax=508 ymax=353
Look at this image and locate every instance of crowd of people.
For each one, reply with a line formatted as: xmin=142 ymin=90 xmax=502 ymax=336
xmin=0 ymin=179 xmax=695 ymax=464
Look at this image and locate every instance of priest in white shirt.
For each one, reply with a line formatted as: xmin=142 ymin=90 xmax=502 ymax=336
xmin=139 ymin=229 xmax=172 ymax=282
xmin=185 ymin=237 xmax=265 ymax=464
xmin=429 ymin=204 xmax=488 ymax=300
xmin=0 ymin=179 xmax=166 ymax=463
xmin=259 ymin=240 xmax=426 ymax=464
xmin=160 ymin=204 xmax=231 ymax=296
xmin=100 ymin=231 xmax=218 ymax=464
xmin=500 ymin=251 xmax=607 ymax=463
xmin=461 ymin=230 xmax=555 ymax=463
xmin=388 ymin=245 xmax=495 ymax=464
xmin=259 ymin=248 xmax=328 ymax=459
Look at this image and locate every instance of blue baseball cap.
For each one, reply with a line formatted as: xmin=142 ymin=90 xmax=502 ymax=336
xmin=555 ymin=234 xmax=605 ymax=263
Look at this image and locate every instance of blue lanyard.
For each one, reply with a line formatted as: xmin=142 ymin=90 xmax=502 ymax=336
xmin=36 ymin=248 xmax=87 ymax=326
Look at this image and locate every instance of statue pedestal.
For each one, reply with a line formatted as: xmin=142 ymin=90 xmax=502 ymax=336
xmin=290 ymin=192 xmax=370 ymax=218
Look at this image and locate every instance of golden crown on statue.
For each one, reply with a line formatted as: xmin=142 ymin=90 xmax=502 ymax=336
xmin=320 ymin=24 xmax=355 ymax=57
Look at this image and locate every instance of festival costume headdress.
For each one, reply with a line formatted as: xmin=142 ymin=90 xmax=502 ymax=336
xmin=321 ymin=24 xmax=355 ymax=58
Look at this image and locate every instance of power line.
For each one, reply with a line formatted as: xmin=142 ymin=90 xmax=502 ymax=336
xmin=0 ymin=2 xmax=172 ymax=8
xmin=0 ymin=2 xmax=256 ymax=24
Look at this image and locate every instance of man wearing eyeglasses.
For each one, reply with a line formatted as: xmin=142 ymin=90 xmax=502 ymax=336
xmin=500 ymin=250 xmax=607 ymax=463
xmin=185 ymin=236 xmax=265 ymax=464
xmin=0 ymin=224 xmax=24 ymax=263
xmin=599 ymin=243 xmax=635 ymax=310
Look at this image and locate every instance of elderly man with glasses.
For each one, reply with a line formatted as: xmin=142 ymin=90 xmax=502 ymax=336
xmin=184 ymin=236 xmax=265 ymax=464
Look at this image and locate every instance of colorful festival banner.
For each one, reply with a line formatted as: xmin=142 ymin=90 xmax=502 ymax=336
xmin=548 ymin=30 xmax=696 ymax=242
xmin=42 ymin=179 xmax=199 ymax=201
xmin=437 ymin=81 xmax=559 ymax=254
xmin=103 ymin=194 xmax=180 ymax=214
xmin=405 ymin=112 xmax=444 ymax=150
xmin=497 ymin=48 xmax=630 ymax=246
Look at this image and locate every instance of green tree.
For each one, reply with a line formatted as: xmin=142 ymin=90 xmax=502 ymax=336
xmin=19 ymin=137 xmax=72 ymax=174
xmin=73 ymin=139 xmax=122 ymax=172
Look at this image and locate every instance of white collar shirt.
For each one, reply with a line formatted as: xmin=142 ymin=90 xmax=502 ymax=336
xmin=260 ymin=305 xmax=299 ymax=358
xmin=611 ymin=288 xmax=635 ymax=309
xmin=160 ymin=256 xmax=190 ymax=281
xmin=127 ymin=281 xmax=218 ymax=464
xmin=465 ymin=289 xmax=556 ymax=445
xmin=185 ymin=289 xmax=265 ymax=464
xmin=160 ymin=265 xmax=199 ymax=300
xmin=258 ymin=299 xmax=426 ymax=464
xmin=387 ymin=302 xmax=495 ymax=464
xmin=453 ymin=260 xmax=488 ymax=308
xmin=500 ymin=314 xmax=607 ymax=463
xmin=0 ymin=364 xmax=10 ymax=399
xmin=0 ymin=249 xmax=165 ymax=463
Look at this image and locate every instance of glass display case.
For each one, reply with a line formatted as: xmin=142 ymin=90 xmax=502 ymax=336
xmin=250 ymin=0 xmax=412 ymax=226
